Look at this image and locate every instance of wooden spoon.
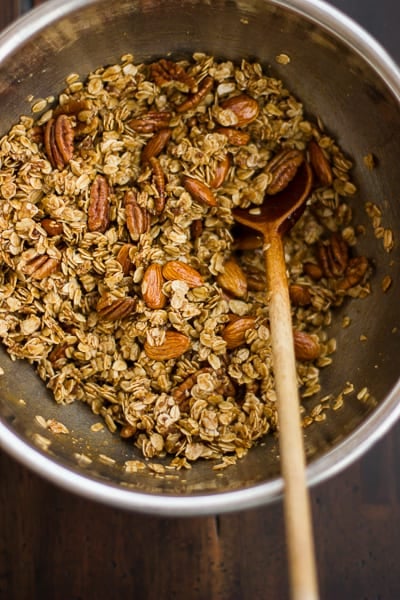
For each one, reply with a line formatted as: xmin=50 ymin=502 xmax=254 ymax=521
xmin=233 ymin=161 xmax=319 ymax=600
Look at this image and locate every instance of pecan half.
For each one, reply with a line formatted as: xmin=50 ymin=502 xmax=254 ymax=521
xmin=88 ymin=175 xmax=110 ymax=233
xmin=141 ymin=128 xmax=171 ymax=164
xmin=150 ymin=59 xmax=196 ymax=91
xmin=219 ymin=94 xmax=259 ymax=127
xmin=149 ymin=156 xmax=166 ymax=214
xmin=44 ymin=114 xmax=74 ymax=170
xmin=54 ymin=99 xmax=98 ymax=137
xmin=172 ymin=367 xmax=211 ymax=403
xmin=176 ymin=76 xmax=214 ymax=113
xmin=190 ymin=219 xmax=203 ymax=240
xmin=183 ymin=175 xmax=217 ymax=207
xmin=124 ymin=190 xmax=150 ymax=241
xmin=41 ymin=218 xmax=63 ymax=236
xmin=21 ymin=255 xmax=60 ymax=279
xmin=308 ymin=140 xmax=333 ymax=187
xmin=215 ymin=127 xmax=250 ymax=146
xmin=48 ymin=343 xmax=68 ymax=365
xmin=96 ymin=294 xmax=136 ymax=321
xmin=336 ymin=256 xmax=369 ymax=291
xmin=317 ymin=232 xmax=348 ymax=278
xmin=128 ymin=111 xmax=172 ymax=133
xmin=264 ymin=149 xmax=304 ymax=195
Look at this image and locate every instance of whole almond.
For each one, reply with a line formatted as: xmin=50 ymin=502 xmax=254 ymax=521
xmin=217 ymin=258 xmax=247 ymax=298
xmin=141 ymin=128 xmax=171 ymax=164
xmin=303 ymin=262 xmax=323 ymax=281
xmin=220 ymin=94 xmax=259 ymax=127
xmin=289 ymin=284 xmax=312 ymax=306
xmin=162 ymin=260 xmax=203 ymax=288
xmin=144 ymin=330 xmax=191 ymax=360
xmin=142 ymin=263 xmax=167 ymax=309
xmin=293 ymin=330 xmax=321 ymax=361
xmin=183 ymin=175 xmax=217 ymax=207
xmin=210 ymin=154 xmax=231 ymax=189
xmin=116 ymin=244 xmax=135 ymax=275
xmin=222 ymin=316 xmax=256 ymax=349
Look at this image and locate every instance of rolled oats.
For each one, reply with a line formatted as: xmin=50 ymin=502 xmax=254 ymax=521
xmin=0 ymin=54 xmax=372 ymax=467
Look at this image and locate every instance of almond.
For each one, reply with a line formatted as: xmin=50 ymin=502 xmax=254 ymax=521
xmin=142 ymin=263 xmax=167 ymax=309
xmin=217 ymin=258 xmax=247 ymax=298
xmin=293 ymin=330 xmax=321 ymax=361
xmin=162 ymin=260 xmax=203 ymax=288
xmin=222 ymin=316 xmax=256 ymax=349
xmin=220 ymin=94 xmax=259 ymax=127
xmin=289 ymin=284 xmax=312 ymax=307
xmin=183 ymin=175 xmax=217 ymax=207
xmin=303 ymin=262 xmax=323 ymax=281
xmin=144 ymin=330 xmax=190 ymax=360
xmin=141 ymin=128 xmax=171 ymax=163
xmin=210 ymin=154 xmax=231 ymax=188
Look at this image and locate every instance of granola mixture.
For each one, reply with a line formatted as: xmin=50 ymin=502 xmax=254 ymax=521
xmin=0 ymin=54 xmax=371 ymax=466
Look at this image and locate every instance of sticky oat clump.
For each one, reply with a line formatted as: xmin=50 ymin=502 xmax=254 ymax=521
xmin=0 ymin=54 xmax=370 ymax=466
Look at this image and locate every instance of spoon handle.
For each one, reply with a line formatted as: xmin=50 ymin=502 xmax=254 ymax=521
xmin=265 ymin=231 xmax=319 ymax=600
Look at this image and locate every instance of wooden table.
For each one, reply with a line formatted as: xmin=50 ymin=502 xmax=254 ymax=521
xmin=1 ymin=1 xmax=400 ymax=598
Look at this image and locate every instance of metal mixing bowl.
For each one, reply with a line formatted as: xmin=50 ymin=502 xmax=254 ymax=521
xmin=1 ymin=0 xmax=400 ymax=516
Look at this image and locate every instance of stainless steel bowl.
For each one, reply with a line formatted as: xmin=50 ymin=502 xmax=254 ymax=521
xmin=1 ymin=0 xmax=400 ymax=516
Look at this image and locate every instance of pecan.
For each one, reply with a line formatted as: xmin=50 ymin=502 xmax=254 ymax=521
xmin=128 ymin=111 xmax=172 ymax=133
xmin=308 ymin=140 xmax=333 ymax=187
xmin=141 ymin=128 xmax=171 ymax=164
xmin=317 ymin=232 xmax=348 ymax=278
xmin=217 ymin=258 xmax=248 ymax=298
xmin=162 ymin=260 xmax=203 ymax=288
xmin=176 ymin=76 xmax=214 ymax=113
xmin=41 ymin=218 xmax=63 ymax=236
xmin=21 ymin=255 xmax=60 ymax=279
xmin=88 ymin=175 xmax=110 ymax=233
xmin=144 ymin=330 xmax=191 ymax=360
xmin=44 ymin=115 xmax=74 ymax=170
xmin=219 ymin=94 xmax=259 ymax=127
xmin=124 ymin=190 xmax=150 ymax=240
xmin=265 ymin=149 xmax=304 ymax=195
xmin=222 ymin=316 xmax=256 ymax=350
xmin=293 ymin=330 xmax=321 ymax=361
xmin=289 ymin=284 xmax=312 ymax=306
xmin=336 ymin=256 xmax=369 ymax=291
xmin=210 ymin=154 xmax=230 ymax=189
xmin=142 ymin=263 xmax=167 ymax=309
xmin=53 ymin=99 xmax=98 ymax=137
xmin=150 ymin=59 xmax=196 ymax=91
xmin=172 ymin=367 xmax=211 ymax=403
xmin=96 ymin=294 xmax=136 ymax=321
xmin=215 ymin=127 xmax=250 ymax=146
xmin=183 ymin=175 xmax=217 ymax=207
xmin=149 ymin=156 xmax=166 ymax=214
xmin=116 ymin=244 xmax=135 ymax=275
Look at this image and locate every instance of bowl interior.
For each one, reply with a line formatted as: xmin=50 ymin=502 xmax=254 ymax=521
xmin=0 ymin=0 xmax=400 ymax=513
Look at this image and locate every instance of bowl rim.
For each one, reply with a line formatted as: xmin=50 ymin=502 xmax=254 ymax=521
xmin=0 ymin=0 xmax=400 ymax=515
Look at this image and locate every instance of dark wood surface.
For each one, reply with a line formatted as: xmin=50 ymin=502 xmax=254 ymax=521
xmin=1 ymin=1 xmax=400 ymax=599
